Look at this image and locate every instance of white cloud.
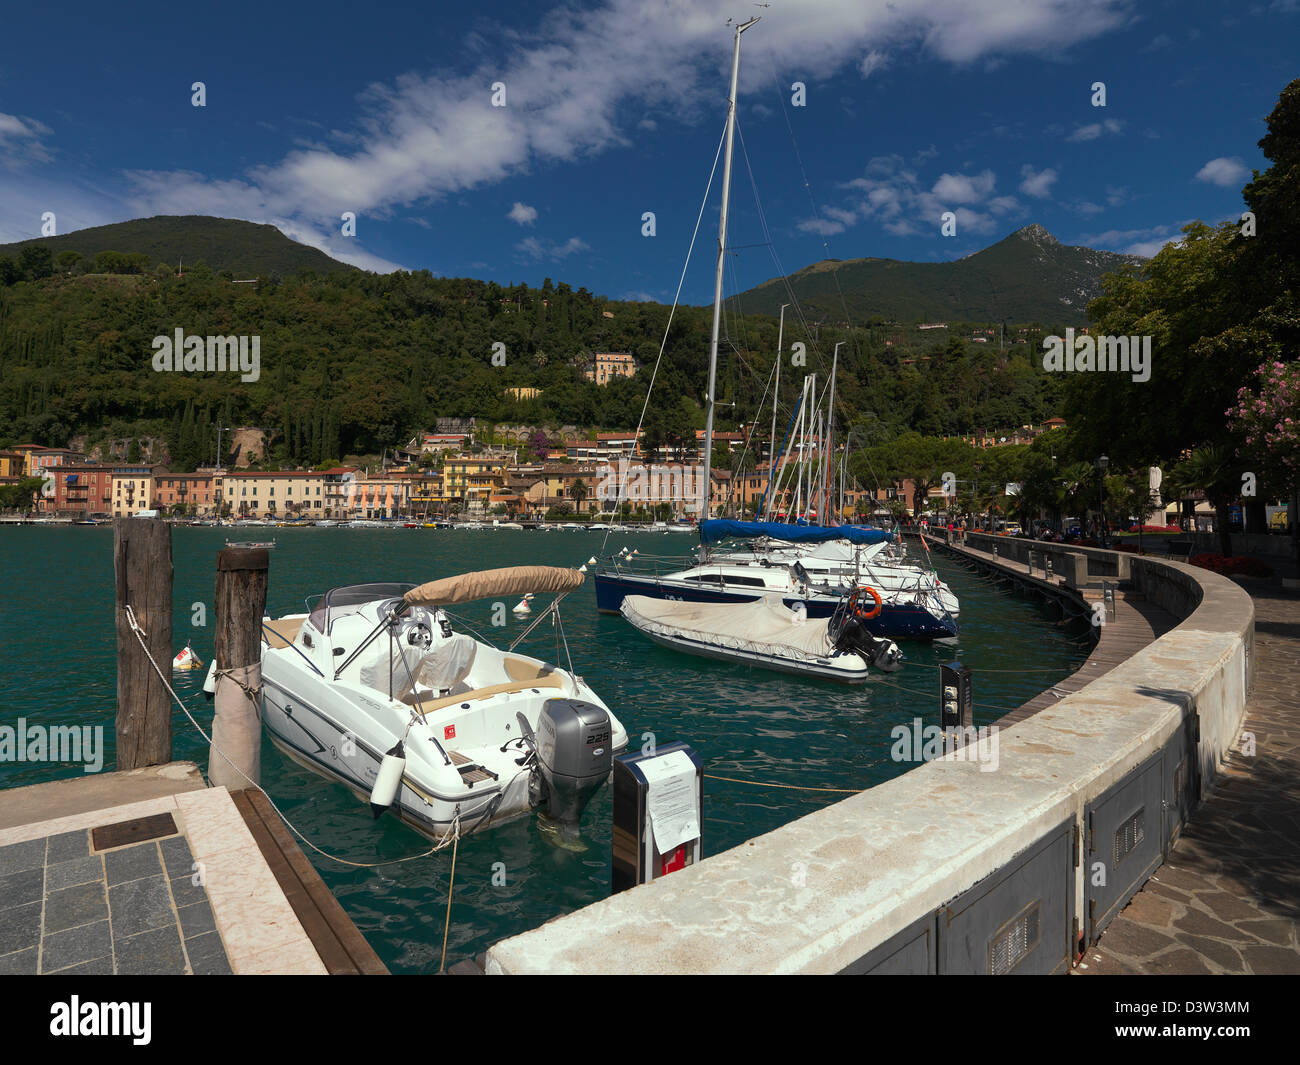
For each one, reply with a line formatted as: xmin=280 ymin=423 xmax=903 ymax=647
xmin=798 ymin=217 xmax=848 ymax=236
xmin=516 ymin=235 xmax=590 ymax=261
xmin=931 ymin=169 xmax=996 ymax=203
xmin=1126 ymin=236 xmax=1178 ymax=257
xmin=0 ymin=112 xmax=53 ymax=167
xmin=507 ymin=201 xmax=538 ymax=225
xmin=1018 ymin=165 xmax=1057 ymax=198
xmin=1067 ymin=118 xmax=1124 ymax=142
xmin=107 ymin=0 xmax=1128 ymax=260
xmin=859 ymin=50 xmax=889 ymax=78
xmin=827 ymin=154 xmax=1022 ymax=238
xmin=0 ymin=172 xmax=124 ymax=243
xmin=1078 ymin=223 xmax=1183 ymax=257
xmin=1194 ymin=156 xmax=1249 ymax=187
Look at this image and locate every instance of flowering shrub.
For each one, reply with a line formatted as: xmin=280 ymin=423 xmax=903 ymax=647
xmin=1229 ymin=360 xmax=1300 ymax=480
xmin=1188 ymin=553 xmax=1274 ymax=577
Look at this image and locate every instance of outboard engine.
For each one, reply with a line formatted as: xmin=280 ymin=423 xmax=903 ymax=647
xmin=829 ymin=608 xmax=905 ymax=673
xmin=533 ymin=699 xmax=613 ymax=832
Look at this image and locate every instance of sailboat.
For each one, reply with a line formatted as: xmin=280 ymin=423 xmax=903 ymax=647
xmin=602 ymin=21 xmax=931 ymax=665
xmin=595 ymin=17 xmax=955 ymax=645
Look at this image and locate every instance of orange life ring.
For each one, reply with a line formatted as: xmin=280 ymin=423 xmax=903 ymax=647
xmin=850 ymin=585 xmax=882 ymax=620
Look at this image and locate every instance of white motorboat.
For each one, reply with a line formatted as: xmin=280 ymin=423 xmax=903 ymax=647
xmin=710 ymin=536 xmax=960 ymax=618
xmin=260 ymin=566 xmax=627 ymax=841
xmin=596 ymin=521 xmax=958 ymax=639
xmin=620 ymin=592 xmax=903 ymax=682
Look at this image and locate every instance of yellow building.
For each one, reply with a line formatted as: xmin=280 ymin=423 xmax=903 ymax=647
xmin=443 ymin=455 xmax=508 ymax=512
xmin=219 ymin=470 xmax=330 ymax=519
xmin=0 ymin=450 xmax=25 ymax=478
xmin=110 ymin=466 xmax=160 ymax=516
xmin=585 ymin=352 xmax=637 ymax=386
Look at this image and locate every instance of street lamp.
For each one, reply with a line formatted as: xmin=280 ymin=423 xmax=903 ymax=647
xmin=1096 ymin=455 xmax=1109 ymax=548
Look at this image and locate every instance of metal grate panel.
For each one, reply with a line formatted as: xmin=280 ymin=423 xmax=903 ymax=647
xmin=1113 ymin=807 xmax=1145 ymax=867
xmin=989 ymin=901 xmax=1041 ymax=975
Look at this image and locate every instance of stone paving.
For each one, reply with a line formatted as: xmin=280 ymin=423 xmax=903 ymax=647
xmin=1080 ymin=579 xmax=1300 ymax=975
xmin=0 ymin=828 xmax=232 ymax=975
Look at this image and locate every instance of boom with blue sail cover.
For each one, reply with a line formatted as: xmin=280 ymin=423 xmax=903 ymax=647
xmin=698 ymin=520 xmax=891 ymax=546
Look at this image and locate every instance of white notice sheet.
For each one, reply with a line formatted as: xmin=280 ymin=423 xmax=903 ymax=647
xmin=641 ymin=750 xmax=699 ymax=855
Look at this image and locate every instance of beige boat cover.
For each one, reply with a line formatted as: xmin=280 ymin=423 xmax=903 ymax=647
xmin=621 ymin=593 xmax=836 ymax=661
xmin=403 ymin=565 xmax=584 ymax=607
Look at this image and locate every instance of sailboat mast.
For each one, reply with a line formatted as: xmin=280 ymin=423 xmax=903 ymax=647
xmin=826 ymin=341 xmax=840 ymax=524
xmin=765 ymin=302 xmax=787 ymax=522
xmin=701 ymin=15 xmax=759 ymax=523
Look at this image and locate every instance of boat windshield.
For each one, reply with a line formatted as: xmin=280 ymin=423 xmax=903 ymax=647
xmin=309 ymin=582 xmax=418 ymax=634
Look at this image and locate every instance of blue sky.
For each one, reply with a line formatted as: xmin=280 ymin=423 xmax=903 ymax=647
xmin=0 ymin=0 xmax=1296 ymax=303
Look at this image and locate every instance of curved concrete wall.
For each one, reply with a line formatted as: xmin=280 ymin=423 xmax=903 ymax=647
xmin=486 ymin=552 xmax=1254 ymax=974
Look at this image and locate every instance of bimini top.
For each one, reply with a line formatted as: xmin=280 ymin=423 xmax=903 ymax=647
xmin=403 ymin=566 xmax=584 ymax=607
xmin=699 ymin=520 xmax=890 ymax=546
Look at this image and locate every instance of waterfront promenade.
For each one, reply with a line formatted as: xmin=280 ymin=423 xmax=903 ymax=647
xmin=1080 ymin=578 xmax=1300 ymax=974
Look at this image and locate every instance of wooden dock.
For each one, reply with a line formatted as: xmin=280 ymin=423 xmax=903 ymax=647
xmin=924 ymin=533 xmax=1179 ymax=730
xmin=231 ymin=789 xmax=388 ymax=975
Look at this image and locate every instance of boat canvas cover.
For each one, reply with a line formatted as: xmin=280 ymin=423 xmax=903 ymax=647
xmin=699 ymin=520 xmax=889 ymax=546
xmin=621 ymin=594 xmax=839 ymax=663
xmin=404 ymin=565 xmax=584 ymax=607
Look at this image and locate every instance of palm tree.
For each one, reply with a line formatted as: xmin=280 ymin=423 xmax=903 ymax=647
xmin=571 ymin=478 xmax=589 ymax=514
xmin=1167 ymin=445 xmax=1241 ymax=557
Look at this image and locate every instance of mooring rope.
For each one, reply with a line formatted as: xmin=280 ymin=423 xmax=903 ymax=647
xmin=703 ymin=773 xmax=859 ymax=794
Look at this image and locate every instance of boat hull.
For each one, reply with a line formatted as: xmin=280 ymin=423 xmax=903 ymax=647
xmin=261 ymin=674 xmax=530 ymax=841
xmin=594 ymin=571 xmax=955 ymax=639
xmin=634 ymin=625 xmax=872 ymax=682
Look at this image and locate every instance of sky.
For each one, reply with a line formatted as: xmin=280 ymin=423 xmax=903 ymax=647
xmin=0 ymin=0 xmax=1296 ymax=304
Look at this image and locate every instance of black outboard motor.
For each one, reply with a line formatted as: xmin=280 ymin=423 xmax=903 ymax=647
xmin=829 ymin=601 xmax=904 ymax=672
xmin=532 ymin=699 xmax=614 ymax=831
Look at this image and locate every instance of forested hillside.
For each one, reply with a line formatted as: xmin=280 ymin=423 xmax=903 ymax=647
xmin=0 ymin=262 xmax=1071 ymax=468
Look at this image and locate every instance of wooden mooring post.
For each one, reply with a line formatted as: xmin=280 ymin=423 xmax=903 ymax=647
xmin=114 ymin=517 xmax=174 ymax=770
xmin=209 ymin=548 xmax=269 ymax=790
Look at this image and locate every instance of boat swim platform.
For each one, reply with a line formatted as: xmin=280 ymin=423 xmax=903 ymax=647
xmin=920 ymin=532 xmax=1180 ymax=730
xmin=0 ymin=762 xmax=386 ymax=975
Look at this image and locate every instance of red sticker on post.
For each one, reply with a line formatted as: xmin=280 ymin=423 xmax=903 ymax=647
xmin=661 ymin=845 xmax=686 ymax=875
xmin=444 ymin=724 xmax=456 ymax=740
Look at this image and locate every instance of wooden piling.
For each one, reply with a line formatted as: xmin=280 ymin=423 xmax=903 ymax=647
xmin=114 ymin=517 xmax=174 ymax=770
xmin=210 ymin=548 xmax=269 ymax=790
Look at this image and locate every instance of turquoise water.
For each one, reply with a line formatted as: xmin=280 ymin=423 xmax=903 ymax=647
xmin=0 ymin=526 xmax=1090 ymax=971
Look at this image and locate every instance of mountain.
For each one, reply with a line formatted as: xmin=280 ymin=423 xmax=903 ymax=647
xmin=0 ymin=216 xmax=355 ymax=278
xmin=732 ymin=224 xmax=1145 ymax=324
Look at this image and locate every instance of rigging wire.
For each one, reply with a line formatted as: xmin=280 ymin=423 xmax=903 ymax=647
xmin=600 ymin=117 xmax=728 ymax=554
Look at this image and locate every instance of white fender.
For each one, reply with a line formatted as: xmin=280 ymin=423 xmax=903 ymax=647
xmin=370 ymin=741 xmax=406 ymax=818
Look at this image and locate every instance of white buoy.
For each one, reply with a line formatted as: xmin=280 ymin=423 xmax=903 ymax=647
xmin=370 ymin=740 xmax=406 ymax=818
xmin=578 ymin=564 xmax=587 ymax=573
xmin=173 ymin=642 xmax=203 ymax=671
xmin=587 ymin=556 xmax=597 ymax=565
xmin=202 ymin=659 xmax=217 ymax=700
xmin=512 ymin=593 xmax=533 ymax=615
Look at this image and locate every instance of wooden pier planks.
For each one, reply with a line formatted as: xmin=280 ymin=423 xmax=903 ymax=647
xmin=230 ymin=788 xmax=388 ymax=975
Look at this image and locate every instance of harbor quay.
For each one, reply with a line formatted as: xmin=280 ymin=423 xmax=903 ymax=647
xmin=0 ymin=524 xmax=1292 ymax=976
xmin=485 ymin=533 xmax=1293 ymax=975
